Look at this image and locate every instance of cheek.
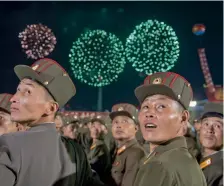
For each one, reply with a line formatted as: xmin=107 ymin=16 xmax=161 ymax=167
xmin=215 ymin=130 xmax=223 ymax=143
xmin=161 ymin=112 xmax=180 ymax=126
xmin=138 ymin=112 xmax=145 ymax=124
xmin=20 ymin=97 xmax=45 ymax=114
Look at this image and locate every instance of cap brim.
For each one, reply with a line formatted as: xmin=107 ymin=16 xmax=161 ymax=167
xmin=14 ymin=65 xmax=43 ymax=83
xmin=135 ymin=84 xmax=177 ymax=104
xmin=109 ymin=111 xmax=133 ymax=121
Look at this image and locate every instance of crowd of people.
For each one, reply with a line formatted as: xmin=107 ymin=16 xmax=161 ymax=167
xmin=0 ymin=58 xmax=223 ymax=186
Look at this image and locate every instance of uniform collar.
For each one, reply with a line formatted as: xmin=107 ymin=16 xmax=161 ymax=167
xmin=90 ymin=139 xmax=104 ymax=150
xmin=117 ymin=139 xmax=138 ymax=155
xmin=154 ymin=136 xmax=187 ymax=154
xmin=28 ymin=123 xmax=56 ymax=131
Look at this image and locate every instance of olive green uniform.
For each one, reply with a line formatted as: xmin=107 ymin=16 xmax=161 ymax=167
xmin=77 ymin=127 xmax=92 ymax=154
xmin=111 ymin=139 xmax=145 ymax=186
xmin=185 ymin=136 xmax=200 ymax=158
xmin=103 ymin=127 xmax=117 ymax=162
xmin=134 ymin=137 xmax=207 ymax=186
xmin=87 ymin=139 xmax=111 ymax=182
xmin=199 ymin=150 xmax=223 ymax=186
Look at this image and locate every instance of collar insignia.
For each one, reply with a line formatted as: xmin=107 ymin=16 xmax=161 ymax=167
xmin=200 ymin=158 xmax=212 ymax=169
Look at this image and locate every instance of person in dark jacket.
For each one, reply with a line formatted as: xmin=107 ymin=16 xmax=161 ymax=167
xmin=61 ymin=136 xmax=106 ymax=186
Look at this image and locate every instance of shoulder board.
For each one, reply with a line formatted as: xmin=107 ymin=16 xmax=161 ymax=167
xmin=117 ymin=145 xmax=126 ymax=155
xmin=90 ymin=144 xmax=96 ymax=150
xmin=200 ymin=158 xmax=212 ymax=169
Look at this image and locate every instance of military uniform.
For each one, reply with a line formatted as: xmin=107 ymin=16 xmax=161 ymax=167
xmin=88 ymin=139 xmax=111 ymax=182
xmin=134 ymin=72 xmax=207 ymax=186
xmin=185 ymin=136 xmax=200 ymax=158
xmin=134 ymin=137 xmax=206 ymax=186
xmin=111 ymin=139 xmax=145 ymax=186
xmin=77 ymin=118 xmax=92 ymax=154
xmin=199 ymin=150 xmax=223 ymax=186
xmin=198 ymin=102 xmax=223 ymax=186
xmin=103 ymin=126 xmax=117 ymax=162
xmin=109 ymin=103 xmax=146 ymax=186
xmin=0 ymin=58 xmax=76 ymax=186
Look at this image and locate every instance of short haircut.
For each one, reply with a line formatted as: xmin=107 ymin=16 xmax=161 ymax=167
xmin=201 ymin=112 xmax=223 ymax=120
xmin=91 ymin=118 xmax=105 ymax=126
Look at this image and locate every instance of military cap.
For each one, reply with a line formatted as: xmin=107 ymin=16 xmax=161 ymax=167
xmin=109 ymin=103 xmax=138 ymax=124
xmin=135 ymin=72 xmax=193 ymax=109
xmin=91 ymin=118 xmax=105 ymax=126
xmin=201 ymin=102 xmax=223 ymax=119
xmin=0 ymin=93 xmax=13 ymax=113
xmin=14 ymin=58 xmax=76 ymax=108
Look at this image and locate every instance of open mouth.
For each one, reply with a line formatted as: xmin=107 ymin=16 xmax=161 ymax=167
xmin=10 ymin=107 xmax=19 ymax=112
xmin=145 ymin=123 xmax=157 ymax=129
xmin=116 ymin=131 xmax=124 ymax=134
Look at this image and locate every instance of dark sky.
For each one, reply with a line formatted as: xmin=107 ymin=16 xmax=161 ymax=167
xmin=0 ymin=1 xmax=223 ymax=111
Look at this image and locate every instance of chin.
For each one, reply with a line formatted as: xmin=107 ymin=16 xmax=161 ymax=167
xmin=114 ymin=135 xmax=124 ymax=141
xmin=202 ymin=142 xmax=216 ymax=149
xmin=142 ymin=132 xmax=156 ymax=141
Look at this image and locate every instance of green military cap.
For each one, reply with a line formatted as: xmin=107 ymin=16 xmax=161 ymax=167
xmin=201 ymin=102 xmax=223 ymax=119
xmin=109 ymin=103 xmax=138 ymax=124
xmin=91 ymin=118 xmax=105 ymax=126
xmin=135 ymin=72 xmax=193 ymax=109
xmin=14 ymin=58 xmax=76 ymax=108
xmin=0 ymin=93 xmax=13 ymax=113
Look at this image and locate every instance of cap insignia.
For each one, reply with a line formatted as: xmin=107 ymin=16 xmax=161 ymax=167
xmin=153 ymin=77 xmax=162 ymax=84
xmin=118 ymin=107 xmax=124 ymax=111
xmin=32 ymin=64 xmax=39 ymax=71
xmin=44 ymin=81 xmax=49 ymax=85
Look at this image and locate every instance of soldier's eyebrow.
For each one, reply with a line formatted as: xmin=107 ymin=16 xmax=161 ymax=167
xmin=144 ymin=97 xmax=168 ymax=103
xmin=215 ymin=120 xmax=223 ymax=125
xmin=20 ymin=81 xmax=36 ymax=88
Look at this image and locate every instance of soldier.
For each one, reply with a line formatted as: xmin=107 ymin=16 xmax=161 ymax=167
xmin=62 ymin=123 xmax=79 ymax=140
xmin=55 ymin=113 xmax=64 ymax=134
xmin=77 ymin=118 xmax=92 ymax=154
xmin=101 ymin=117 xmax=117 ymax=163
xmin=0 ymin=58 xmax=75 ymax=186
xmin=199 ymin=102 xmax=223 ymax=186
xmin=133 ymin=72 xmax=207 ymax=186
xmin=109 ymin=103 xmax=145 ymax=186
xmin=88 ymin=117 xmax=111 ymax=182
xmin=0 ymin=94 xmax=18 ymax=135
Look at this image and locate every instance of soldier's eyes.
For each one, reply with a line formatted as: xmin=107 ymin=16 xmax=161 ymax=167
xmin=141 ymin=105 xmax=148 ymax=109
xmin=157 ymin=105 xmax=166 ymax=109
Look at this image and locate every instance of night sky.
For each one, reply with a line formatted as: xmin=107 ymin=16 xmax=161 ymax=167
xmin=0 ymin=1 xmax=223 ymax=111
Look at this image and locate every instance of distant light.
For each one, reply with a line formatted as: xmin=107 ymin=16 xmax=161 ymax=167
xmin=190 ymin=101 xmax=197 ymax=107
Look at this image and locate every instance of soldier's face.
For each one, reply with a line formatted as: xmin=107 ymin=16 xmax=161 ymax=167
xmin=199 ymin=117 xmax=223 ymax=150
xmin=55 ymin=115 xmax=63 ymax=132
xmin=0 ymin=110 xmax=17 ymax=135
xmin=10 ymin=79 xmax=51 ymax=124
xmin=194 ymin=120 xmax=201 ymax=133
xmin=63 ymin=124 xmax=73 ymax=137
xmin=138 ymin=95 xmax=189 ymax=143
xmin=90 ymin=121 xmax=103 ymax=139
xmin=112 ymin=115 xmax=137 ymax=141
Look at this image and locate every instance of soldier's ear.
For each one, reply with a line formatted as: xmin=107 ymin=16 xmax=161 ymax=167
xmin=181 ymin=110 xmax=190 ymax=125
xmin=135 ymin=125 xmax=139 ymax=131
xmin=44 ymin=101 xmax=59 ymax=116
